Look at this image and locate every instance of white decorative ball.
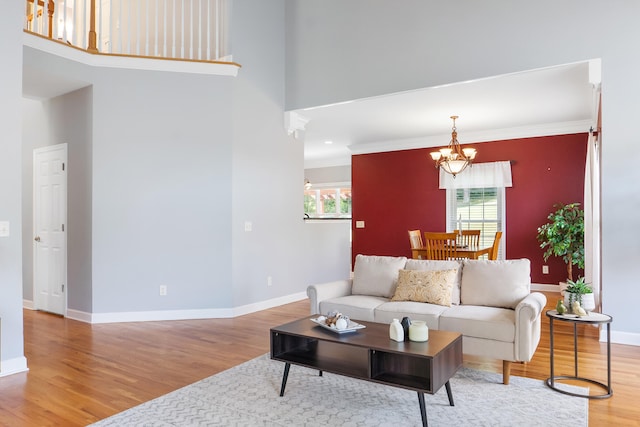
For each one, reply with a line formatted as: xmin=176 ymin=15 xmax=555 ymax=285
xmin=335 ymin=317 xmax=348 ymax=330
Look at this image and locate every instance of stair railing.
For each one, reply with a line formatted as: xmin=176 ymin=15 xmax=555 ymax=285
xmin=24 ymin=0 xmax=229 ymax=62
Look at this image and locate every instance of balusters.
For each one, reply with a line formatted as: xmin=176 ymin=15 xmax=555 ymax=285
xmin=24 ymin=0 xmax=227 ymax=61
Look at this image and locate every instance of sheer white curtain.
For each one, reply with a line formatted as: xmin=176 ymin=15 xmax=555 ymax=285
xmin=439 ymin=161 xmax=512 ymax=189
xmin=584 ymin=127 xmax=601 ymax=311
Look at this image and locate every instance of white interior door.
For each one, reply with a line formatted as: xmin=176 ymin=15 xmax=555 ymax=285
xmin=33 ymin=144 xmax=68 ymax=316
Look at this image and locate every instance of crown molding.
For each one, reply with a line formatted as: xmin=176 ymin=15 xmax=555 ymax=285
xmin=348 ymin=120 xmax=592 ymax=156
xmin=304 ymin=156 xmax=352 ymax=169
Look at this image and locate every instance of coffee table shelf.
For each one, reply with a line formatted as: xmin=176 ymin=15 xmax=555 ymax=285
xmin=271 ymin=316 xmax=462 ymax=427
xmin=273 ymin=338 xmax=370 ymax=378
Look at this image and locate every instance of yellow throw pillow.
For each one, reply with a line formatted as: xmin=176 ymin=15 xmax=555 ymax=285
xmin=391 ymin=269 xmax=458 ymax=307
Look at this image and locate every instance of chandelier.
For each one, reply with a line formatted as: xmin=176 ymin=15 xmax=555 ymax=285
xmin=430 ymin=116 xmax=477 ymax=177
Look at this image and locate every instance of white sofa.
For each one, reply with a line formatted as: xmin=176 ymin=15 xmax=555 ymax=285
xmin=307 ymin=255 xmax=547 ymax=384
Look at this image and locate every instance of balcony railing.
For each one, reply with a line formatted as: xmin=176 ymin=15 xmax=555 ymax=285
xmin=24 ymin=0 xmax=230 ymax=62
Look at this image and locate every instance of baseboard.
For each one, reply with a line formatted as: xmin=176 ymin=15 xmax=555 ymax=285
xmin=232 ymin=291 xmax=308 ymax=317
xmin=23 ymin=299 xmax=35 ymax=310
xmin=0 ymin=356 xmax=29 ymax=377
xmin=86 ymin=307 xmax=236 ymax=324
xmin=531 ymin=283 xmax=561 ymax=292
xmin=67 ymin=291 xmax=308 ymax=324
xmin=604 ymin=329 xmax=640 ymax=346
xmin=66 ymin=309 xmax=93 ymax=323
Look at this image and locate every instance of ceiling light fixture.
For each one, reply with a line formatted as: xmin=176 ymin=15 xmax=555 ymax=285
xmin=430 ymin=115 xmax=477 ymax=177
xmin=304 ymin=178 xmax=312 ymax=190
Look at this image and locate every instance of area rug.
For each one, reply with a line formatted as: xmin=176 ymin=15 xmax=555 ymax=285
xmin=91 ymin=354 xmax=588 ymax=426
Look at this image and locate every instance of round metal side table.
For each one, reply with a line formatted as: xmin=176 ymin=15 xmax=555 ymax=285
xmin=545 ymin=309 xmax=612 ymax=399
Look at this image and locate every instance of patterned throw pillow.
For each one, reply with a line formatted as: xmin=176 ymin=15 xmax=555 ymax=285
xmin=391 ymin=269 xmax=458 ymax=307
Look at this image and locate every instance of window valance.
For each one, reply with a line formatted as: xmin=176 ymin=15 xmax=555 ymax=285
xmin=439 ymin=161 xmax=513 ymax=189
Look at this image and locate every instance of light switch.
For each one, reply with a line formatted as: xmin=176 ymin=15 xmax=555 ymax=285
xmin=355 ymin=221 xmax=365 ymax=229
xmin=0 ymin=221 xmax=9 ymax=237
xmin=244 ymin=221 xmax=252 ymax=232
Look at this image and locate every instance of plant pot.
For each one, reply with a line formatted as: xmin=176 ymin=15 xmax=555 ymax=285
xmin=559 ymin=281 xmax=568 ymax=296
xmin=564 ymin=292 xmax=595 ymax=313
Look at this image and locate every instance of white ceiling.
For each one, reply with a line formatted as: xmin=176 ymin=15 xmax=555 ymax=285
xmin=296 ymin=61 xmax=597 ymax=169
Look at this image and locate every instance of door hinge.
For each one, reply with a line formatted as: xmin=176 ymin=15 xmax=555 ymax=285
xmin=62 ymin=284 xmax=65 ymax=292
xmin=62 ymin=162 xmax=65 ymax=171
xmin=62 ymin=224 xmax=64 ymax=231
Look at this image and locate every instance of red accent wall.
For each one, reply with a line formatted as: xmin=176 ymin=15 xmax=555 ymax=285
xmin=351 ymin=133 xmax=588 ymax=284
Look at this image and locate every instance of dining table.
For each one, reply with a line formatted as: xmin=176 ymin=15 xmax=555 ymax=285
xmin=412 ymin=244 xmax=493 ymax=260
xmin=454 ymin=244 xmax=493 ymax=259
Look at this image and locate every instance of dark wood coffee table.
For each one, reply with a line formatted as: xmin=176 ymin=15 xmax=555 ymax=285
xmin=270 ymin=315 xmax=462 ymax=427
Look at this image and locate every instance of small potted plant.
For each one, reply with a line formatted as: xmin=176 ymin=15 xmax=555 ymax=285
xmin=536 ymin=202 xmax=585 ymax=283
xmin=563 ymin=276 xmax=595 ymax=313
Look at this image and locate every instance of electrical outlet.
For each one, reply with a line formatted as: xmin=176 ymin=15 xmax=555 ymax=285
xmin=159 ymin=285 xmax=167 ymax=296
xmin=267 ymin=276 xmax=273 ymax=287
xmin=542 ymin=265 xmax=549 ymax=274
xmin=0 ymin=221 xmax=9 ymax=237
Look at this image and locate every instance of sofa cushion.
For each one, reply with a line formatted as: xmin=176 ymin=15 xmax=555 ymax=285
xmin=374 ymin=301 xmax=448 ymax=330
xmin=319 ymin=295 xmax=388 ymax=322
xmin=439 ymin=305 xmax=516 ymax=343
xmin=391 ymin=269 xmax=458 ymax=307
xmin=461 ymin=259 xmax=531 ymax=309
xmin=351 ymin=255 xmax=407 ymax=298
xmin=404 ymin=259 xmax=463 ymax=305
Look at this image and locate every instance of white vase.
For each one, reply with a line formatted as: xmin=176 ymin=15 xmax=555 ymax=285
xmin=409 ymin=320 xmax=429 ymax=342
xmin=389 ymin=319 xmax=404 ymax=342
xmin=564 ymin=292 xmax=596 ymax=313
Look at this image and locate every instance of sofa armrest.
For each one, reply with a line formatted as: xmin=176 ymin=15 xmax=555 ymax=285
xmin=514 ymin=292 xmax=547 ymax=361
xmin=306 ymin=279 xmax=353 ymax=315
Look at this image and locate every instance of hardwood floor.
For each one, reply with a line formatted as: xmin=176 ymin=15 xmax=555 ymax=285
xmin=1 ymin=291 xmax=639 ymax=426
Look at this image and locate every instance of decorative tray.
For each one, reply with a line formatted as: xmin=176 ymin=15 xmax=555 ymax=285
xmin=310 ymin=317 xmax=366 ymax=334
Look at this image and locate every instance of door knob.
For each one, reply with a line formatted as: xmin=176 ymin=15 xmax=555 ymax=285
xmin=34 ymin=236 xmax=41 ymax=242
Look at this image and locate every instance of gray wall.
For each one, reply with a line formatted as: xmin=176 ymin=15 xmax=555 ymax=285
xmin=22 ymin=89 xmax=93 ymax=312
xmin=230 ymin=0 xmax=309 ymax=305
xmin=0 ymin=1 xmax=26 ymax=372
xmin=285 ymin=0 xmax=640 ymax=338
xmin=21 ymin=99 xmax=50 ymax=303
xmin=2 ymin=0 xmax=352 ymax=372
xmin=49 ymin=88 xmax=94 ymax=312
xmin=91 ymin=68 xmax=235 ymax=312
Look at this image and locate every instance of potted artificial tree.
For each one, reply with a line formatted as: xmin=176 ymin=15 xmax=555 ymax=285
xmin=537 ymin=203 xmax=588 ymax=311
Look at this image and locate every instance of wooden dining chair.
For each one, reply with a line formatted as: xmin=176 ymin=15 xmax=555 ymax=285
xmin=423 ymin=232 xmax=459 ymax=260
xmin=490 ymin=231 xmax=503 ymax=260
xmin=408 ymin=229 xmax=426 ymax=259
xmin=453 ymin=229 xmax=481 ymax=248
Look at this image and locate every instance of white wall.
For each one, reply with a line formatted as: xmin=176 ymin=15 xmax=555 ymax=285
xmin=286 ymin=0 xmax=640 ymax=342
xmin=0 ymin=1 xmax=27 ymax=375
